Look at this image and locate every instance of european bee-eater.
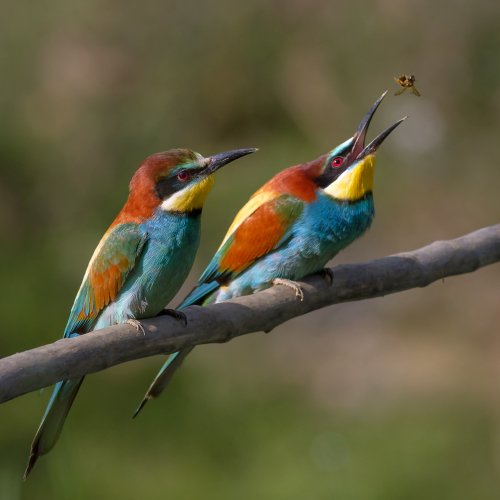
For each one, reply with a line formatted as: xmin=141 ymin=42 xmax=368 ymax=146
xmin=24 ymin=147 xmax=256 ymax=478
xmin=134 ymin=92 xmax=405 ymax=417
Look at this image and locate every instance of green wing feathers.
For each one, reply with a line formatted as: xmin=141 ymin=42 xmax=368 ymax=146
xmin=64 ymin=223 xmax=147 ymax=336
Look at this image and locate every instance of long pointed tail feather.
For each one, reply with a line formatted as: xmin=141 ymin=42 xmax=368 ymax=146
xmin=24 ymin=377 xmax=84 ymax=479
xmin=132 ymin=348 xmax=193 ymax=418
xmin=133 ymin=280 xmax=220 ymax=417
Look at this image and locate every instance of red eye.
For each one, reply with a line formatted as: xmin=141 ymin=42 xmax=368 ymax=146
xmin=177 ymin=170 xmax=190 ymax=182
xmin=332 ymin=157 xmax=343 ymax=168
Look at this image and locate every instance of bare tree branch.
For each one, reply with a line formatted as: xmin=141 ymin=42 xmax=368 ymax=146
xmin=1 ymin=224 xmax=499 ymax=405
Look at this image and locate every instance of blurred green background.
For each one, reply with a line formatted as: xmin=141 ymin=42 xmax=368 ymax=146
xmin=1 ymin=0 xmax=500 ymax=498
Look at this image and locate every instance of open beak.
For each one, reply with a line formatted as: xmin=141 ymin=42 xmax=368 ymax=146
xmin=350 ymin=91 xmax=406 ymax=160
xmin=359 ymin=116 xmax=406 ymax=158
xmin=203 ymin=148 xmax=258 ymax=174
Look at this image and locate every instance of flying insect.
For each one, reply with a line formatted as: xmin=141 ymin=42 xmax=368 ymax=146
xmin=394 ymin=74 xmax=421 ymax=96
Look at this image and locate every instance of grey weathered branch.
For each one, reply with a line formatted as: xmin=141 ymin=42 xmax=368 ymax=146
xmin=1 ymin=224 xmax=500 ymax=404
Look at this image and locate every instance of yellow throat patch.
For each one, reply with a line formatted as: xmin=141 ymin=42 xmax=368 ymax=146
xmin=324 ymin=154 xmax=375 ymax=201
xmin=161 ymin=175 xmax=215 ymax=212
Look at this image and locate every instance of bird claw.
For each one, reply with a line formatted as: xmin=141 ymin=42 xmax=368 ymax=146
xmin=158 ymin=308 xmax=188 ymax=326
xmin=321 ymin=268 xmax=334 ymax=285
xmin=126 ymin=319 xmax=146 ymax=335
xmin=272 ymin=278 xmax=304 ymax=301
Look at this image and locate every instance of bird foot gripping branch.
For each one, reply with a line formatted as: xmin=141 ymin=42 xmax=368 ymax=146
xmin=320 ymin=268 xmax=334 ymax=285
xmin=126 ymin=319 xmax=147 ymax=335
xmin=157 ymin=308 xmax=188 ymax=326
xmin=272 ymin=278 xmax=305 ymax=301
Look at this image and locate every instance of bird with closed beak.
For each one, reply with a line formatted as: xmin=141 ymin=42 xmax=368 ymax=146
xmin=24 ymin=146 xmax=256 ymax=478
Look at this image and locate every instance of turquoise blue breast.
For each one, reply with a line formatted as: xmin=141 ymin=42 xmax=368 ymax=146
xmin=94 ymin=209 xmax=201 ymax=329
xmin=219 ymin=192 xmax=374 ymax=298
xmin=295 ymin=191 xmax=375 ymax=262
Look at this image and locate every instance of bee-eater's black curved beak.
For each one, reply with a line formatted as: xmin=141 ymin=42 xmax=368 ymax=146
xmin=350 ymin=91 xmax=388 ymax=159
xmin=358 ymin=116 xmax=407 ymax=158
xmin=204 ymin=148 xmax=258 ymax=174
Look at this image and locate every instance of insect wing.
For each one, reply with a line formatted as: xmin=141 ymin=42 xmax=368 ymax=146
xmin=411 ymin=85 xmax=421 ymax=96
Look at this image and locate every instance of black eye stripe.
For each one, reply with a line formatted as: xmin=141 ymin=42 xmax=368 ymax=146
xmin=314 ymin=157 xmax=350 ymax=189
xmin=155 ymin=177 xmax=177 ymax=199
xmin=155 ymin=166 xmax=207 ymax=199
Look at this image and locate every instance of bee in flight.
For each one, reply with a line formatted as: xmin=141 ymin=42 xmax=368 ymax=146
xmin=394 ymin=74 xmax=421 ymax=96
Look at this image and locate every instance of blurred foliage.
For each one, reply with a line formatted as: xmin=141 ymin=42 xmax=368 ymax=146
xmin=1 ymin=0 xmax=500 ymax=498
